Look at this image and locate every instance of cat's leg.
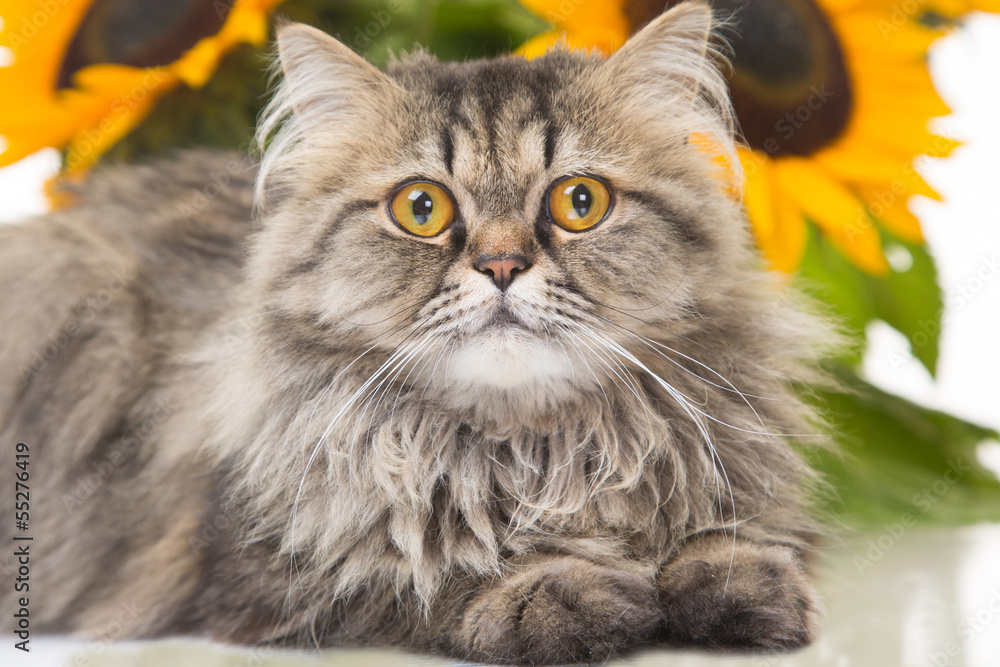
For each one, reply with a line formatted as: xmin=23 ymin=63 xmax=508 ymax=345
xmin=444 ymin=555 xmax=662 ymax=665
xmin=656 ymin=533 xmax=820 ymax=650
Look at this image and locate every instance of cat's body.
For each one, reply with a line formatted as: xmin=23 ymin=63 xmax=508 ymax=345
xmin=1 ymin=4 xmax=828 ymax=663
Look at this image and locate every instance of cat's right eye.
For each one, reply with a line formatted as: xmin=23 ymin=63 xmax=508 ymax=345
xmin=389 ymin=181 xmax=456 ymax=237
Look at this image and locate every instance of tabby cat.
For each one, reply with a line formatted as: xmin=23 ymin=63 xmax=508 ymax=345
xmin=0 ymin=2 xmax=830 ymax=663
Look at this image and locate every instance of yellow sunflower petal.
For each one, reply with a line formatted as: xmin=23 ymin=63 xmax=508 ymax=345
xmin=173 ymin=0 xmax=281 ymax=88
xmin=834 ymin=12 xmax=940 ymax=60
xmin=767 ymin=174 xmax=810 ymax=274
xmin=901 ymin=169 xmax=945 ymax=201
xmin=921 ymin=133 xmax=963 ymax=160
xmin=853 ymin=114 xmax=955 ymax=160
xmin=690 ymin=132 xmax=740 ymax=197
xmin=812 ymin=138 xmax=915 ymax=183
xmin=0 ymin=0 xmax=92 ymax=97
xmin=931 ymin=0 xmax=1000 ymax=15
xmin=518 ymin=31 xmax=562 ymax=59
xmin=739 ymin=148 xmax=808 ymax=272
xmin=857 ymin=185 xmax=925 ymax=242
xmin=61 ymin=66 xmax=177 ymax=172
xmin=773 ymin=158 xmax=889 ymax=275
xmin=741 ymin=149 xmax=776 ymax=239
xmin=517 ymin=0 xmax=628 ymax=56
xmin=0 ymin=0 xmax=285 ymax=172
xmin=517 ymin=26 xmax=627 ymax=57
xmin=0 ymin=0 xmax=94 ymax=166
xmin=819 ymin=0 xmax=867 ymax=10
xmin=520 ymin=0 xmax=628 ymax=32
xmin=854 ymin=163 xmax=945 ymax=202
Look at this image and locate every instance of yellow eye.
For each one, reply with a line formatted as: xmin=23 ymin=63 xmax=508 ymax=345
xmin=547 ymin=176 xmax=612 ymax=232
xmin=389 ymin=181 xmax=455 ymax=237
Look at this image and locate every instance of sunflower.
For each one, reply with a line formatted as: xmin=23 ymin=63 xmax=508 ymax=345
xmin=0 ymin=0 xmax=285 ymax=175
xmin=518 ymin=0 xmax=630 ymax=55
xmin=517 ymin=0 xmax=1000 ymax=274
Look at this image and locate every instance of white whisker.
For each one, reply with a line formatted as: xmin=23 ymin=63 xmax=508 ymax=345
xmin=284 ymin=321 xmax=432 ymax=605
xmin=575 ymin=322 xmax=739 ymax=588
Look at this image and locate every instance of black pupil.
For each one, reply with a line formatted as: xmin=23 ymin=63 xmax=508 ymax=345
xmin=412 ymin=191 xmax=433 ymax=225
xmin=571 ymin=184 xmax=592 ymax=218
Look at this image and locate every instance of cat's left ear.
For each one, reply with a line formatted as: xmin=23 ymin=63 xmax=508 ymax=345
xmin=601 ymin=1 xmax=732 ymax=138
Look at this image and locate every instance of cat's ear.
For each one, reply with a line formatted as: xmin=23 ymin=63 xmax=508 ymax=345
xmin=610 ymin=0 xmax=714 ymax=70
xmin=265 ymin=23 xmax=398 ymax=136
xmin=599 ymin=1 xmax=737 ymax=178
xmin=269 ymin=22 xmax=399 ymax=136
xmin=255 ymin=23 xmax=402 ymax=204
xmin=601 ymin=1 xmax=732 ymax=136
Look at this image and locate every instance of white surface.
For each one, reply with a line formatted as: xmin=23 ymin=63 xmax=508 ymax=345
xmin=0 ymin=149 xmax=59 ymax=224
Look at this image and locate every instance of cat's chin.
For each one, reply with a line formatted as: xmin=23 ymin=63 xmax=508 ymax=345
xmin=439 ymin=328 xmax=590 ymax=397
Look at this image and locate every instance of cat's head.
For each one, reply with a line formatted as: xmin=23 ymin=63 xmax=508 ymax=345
xmin=250 ymin=1 xmax=752 ymax=423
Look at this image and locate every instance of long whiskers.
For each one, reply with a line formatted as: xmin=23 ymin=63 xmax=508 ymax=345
xmin=586 ymin=317 xmax=820 ymax=439
xmin=570 ymin=320 xmax=740 ymax=591
xmin=591 ymin=310 xmax=777 ymax=402
xmin=284 ymin=311 xmax=436 ymax=606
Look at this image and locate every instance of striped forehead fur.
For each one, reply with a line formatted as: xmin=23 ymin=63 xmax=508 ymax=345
xmin=254 ymin=2 xmax=740 ymax=211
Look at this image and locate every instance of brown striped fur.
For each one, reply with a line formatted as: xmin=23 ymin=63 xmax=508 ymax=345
xmin=0 ymin=3 xmax=830 ymax=663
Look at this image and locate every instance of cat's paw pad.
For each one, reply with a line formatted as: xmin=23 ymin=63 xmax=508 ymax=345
xmin=459 ymin=558 xmax=661 ymax=665
xmin=658 ymin=543 xmax=819 ymax=651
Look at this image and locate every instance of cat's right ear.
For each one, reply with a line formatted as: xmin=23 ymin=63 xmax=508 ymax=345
xmin=255 ymin=23 xmax=402 ymax=205
xmin=594 ymin=1 xmax=738 ymax=186
xmin=271 ymin=22 xmax=400 ymax=136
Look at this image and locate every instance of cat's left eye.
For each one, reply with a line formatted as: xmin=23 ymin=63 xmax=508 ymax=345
xmin=389 ymin=181 xmax=455 ymax=237
xmin=547 ymin=176 xmax=612 ymax=232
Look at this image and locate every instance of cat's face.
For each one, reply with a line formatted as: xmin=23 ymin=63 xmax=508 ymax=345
xmin=252 ymin=3 xmax=747 ymax=419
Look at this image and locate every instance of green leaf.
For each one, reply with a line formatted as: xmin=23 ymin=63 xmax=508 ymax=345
xmin=296 ymin=0 xmax=546 ymax=66
xmin=867 ymin=236 xmax=942 ymax=375
xmin=795 ymin=222 xmax=943 ymax=375
xmin=795 ymin=223 xmax=873 ymax=366
xmin=804 ymin=365 xmax=1000 ymax=527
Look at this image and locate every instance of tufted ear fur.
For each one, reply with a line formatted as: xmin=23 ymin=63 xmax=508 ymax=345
xmin=611 ymin=0 xmax=715 ymax=75
xmin=255 ymin=22 xmax=403 ymax=206
xmin=599 ymin=1 xmax=739 ymax=183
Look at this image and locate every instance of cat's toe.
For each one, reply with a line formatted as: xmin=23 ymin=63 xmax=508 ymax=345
xmin=657 ymin=541 xmax=820 ymax=651
xmin=457 ymin=557 xmax=661 ymax=665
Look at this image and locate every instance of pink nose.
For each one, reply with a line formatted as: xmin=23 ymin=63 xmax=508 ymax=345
xmin=474 ymin=254 xmax=529 ymax=292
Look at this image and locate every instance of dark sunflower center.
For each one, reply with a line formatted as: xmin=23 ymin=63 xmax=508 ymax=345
xmin=626 ymin=0 xmax=853 ymax=157
xmin=58 ymin=0 xmax=232 ymax=89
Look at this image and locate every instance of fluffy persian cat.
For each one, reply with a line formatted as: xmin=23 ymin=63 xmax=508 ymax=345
xmin=0 ymin=2 xmax=830 ymax=663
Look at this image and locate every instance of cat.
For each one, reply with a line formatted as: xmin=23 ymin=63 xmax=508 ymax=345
xmin=0 ymin=2 xmax=831 ymax=663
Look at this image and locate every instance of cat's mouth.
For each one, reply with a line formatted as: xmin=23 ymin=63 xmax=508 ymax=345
xmin=485 ymin=305 xmax=526 ymax=330
xmin=447 ymin=302 xmax=577 ymax=393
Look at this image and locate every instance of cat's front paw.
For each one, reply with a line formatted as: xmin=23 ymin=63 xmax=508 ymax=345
xmin=657 ymin=536 xmax=820 ymax=651
xmin=456 ymin=557 xmax=661 ymax=665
